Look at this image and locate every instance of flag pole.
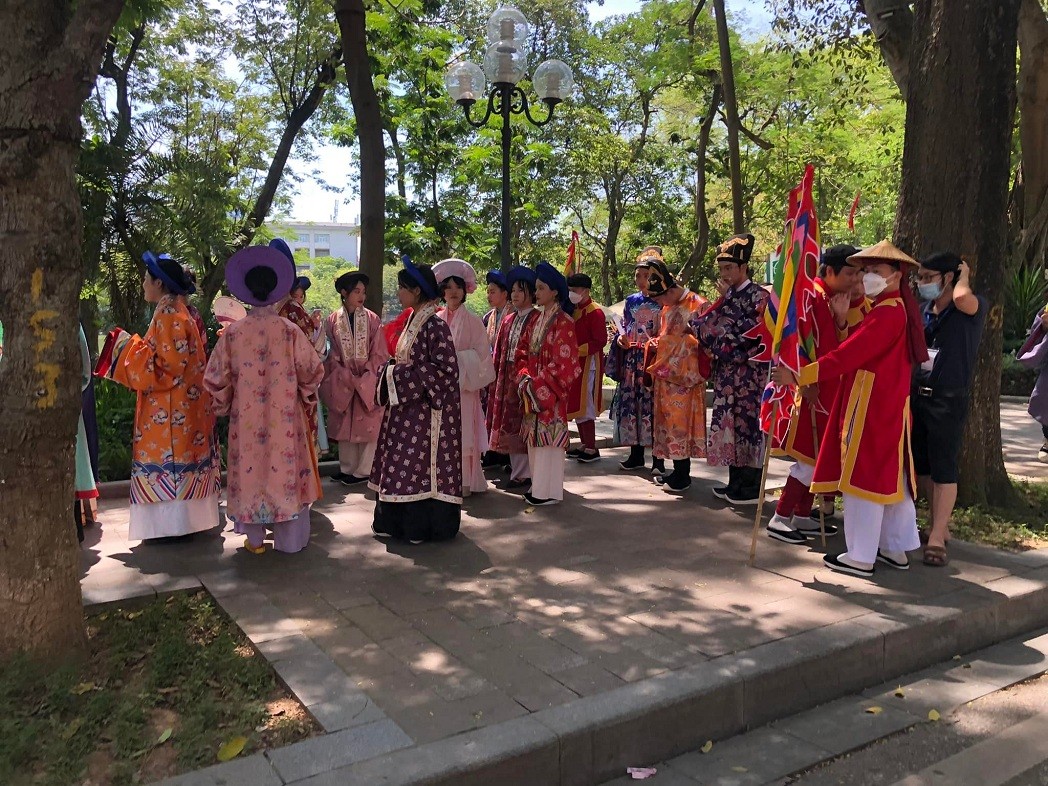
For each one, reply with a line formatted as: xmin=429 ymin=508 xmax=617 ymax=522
xmin=748 ymin=363 xmax=776 ymax=566
xmin=810 ymin=402 xmax=827 ymax=549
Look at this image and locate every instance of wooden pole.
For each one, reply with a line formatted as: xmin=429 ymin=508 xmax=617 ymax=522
xmin=748 ymin=399 xmax=778 ymax=566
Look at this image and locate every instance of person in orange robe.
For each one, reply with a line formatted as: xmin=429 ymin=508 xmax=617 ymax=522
xmin=774 ymin=241 xmax=929 ymax=578
xmin=642 ymin=256 xmax=712 ymax=492
xmin=766 ymin=244 xmax=863 ymax=544
xmin=565 ymin=273 xmax=608 ymax=463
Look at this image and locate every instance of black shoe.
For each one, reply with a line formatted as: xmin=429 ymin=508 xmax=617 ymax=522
xmin=504 ymin=477 xmax=531 ymax=489
xmin=577 ymin=450 xmax=601 ymax=464
xmin=619 ymin=446 xmax=645 ymax=470
xmin=767 ymin=526 xmax=808 ymax=545
xmin=712 ymin=484 xmax=731 ymax=500
xmin=662 ymin=472 xmax=692 ymax=492
xmin=342 ymin=474 xmax=368 ymax=486
xmin=876 ymin=549 xmax=910 ymax=570
xmin=524 ymin=493 xmax=559 ymax=506
xmin=330 ymin=472 xmax=349 ymax=483
xmin=565 ymin=448 xmax=583 ymax=459
xmin=726 ymin=488 xmax=762 ymax=506
xmin=371 ymin=522 xmax=392 ymax=539
xmin=651 ymin=458 xmax=666 ymax=476
xmin=823 ymin=553 xmax=874 ymax=578
xmin=482 ymin=451 xmax=510 ymax=469
xmin=796 ymin=522 xmax=840 ymax=538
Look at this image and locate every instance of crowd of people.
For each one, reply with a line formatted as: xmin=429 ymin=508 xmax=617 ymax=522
xmin=82 ymin=232 xmax=1047 ymax=577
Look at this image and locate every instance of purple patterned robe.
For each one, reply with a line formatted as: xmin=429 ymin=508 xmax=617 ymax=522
xmin=608 ymin=292 xmax=660 ymax=446
xmin=693 ymin=280 xmax=769 ymax=467
xmin=369 ymin=302 xmax=463 ymax=506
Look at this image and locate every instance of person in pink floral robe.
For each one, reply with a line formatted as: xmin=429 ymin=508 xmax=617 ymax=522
xmin=204 ymin=246 xmax=324 ymax=554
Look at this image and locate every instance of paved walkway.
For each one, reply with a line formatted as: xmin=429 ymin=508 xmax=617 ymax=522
xmin=78 ymin=401 xmax=1046 ymax=785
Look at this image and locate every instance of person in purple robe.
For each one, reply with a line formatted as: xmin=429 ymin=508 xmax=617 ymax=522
xmin=369 ymin=259 xmax=463 ymax=543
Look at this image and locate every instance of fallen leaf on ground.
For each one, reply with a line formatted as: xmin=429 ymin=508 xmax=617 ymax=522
xmin=928 ymin=709 xmax=941 ymax=721
xmin=524 ymin=507 xmax=535 ymax=514
xmin=71 ymin=682 xmax=96 ymax=695
xmin=217 ymin=736 xmax=248 ymax=762
xmin=731 ymin=766 xmax=748 ymax=773
xmin=962 ymin=663 xmax=972 ymax=669
xmin=700 ymin=740 xmax=714 ymax=754
xmin=952 ymin=655 xmax=961 ymax=661
xmin=62 ymin=718 xmax=83 ymax=740
xmin=893 ymin=687 xmax=905 ymax=698
xmin=865 ymin=706 xmax=883 ymax=715
xmin=157 ymin=728 xmax=172 ymax=744
xmin=626 ymin=767 xmax=657 ymax=779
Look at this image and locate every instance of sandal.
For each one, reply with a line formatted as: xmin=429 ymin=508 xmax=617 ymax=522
xmin=922 ymin=544 xmax=948 ymax=567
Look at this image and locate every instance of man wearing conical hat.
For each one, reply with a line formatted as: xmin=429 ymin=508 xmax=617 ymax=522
xmin=774 ymin=240 xmax=929 ymax=578
xmin=694 ymin=233 xmax=770 ymax=505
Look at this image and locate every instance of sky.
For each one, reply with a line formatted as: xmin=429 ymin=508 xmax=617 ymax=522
xmin=285 ymin=0 xmax=774 ymax=224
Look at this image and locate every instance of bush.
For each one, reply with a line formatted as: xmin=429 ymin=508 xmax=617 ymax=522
xmin=95 ymin=380 xmax=136 ymax=482
xmin=1001 ymin=352 xmax=1038 ymax=397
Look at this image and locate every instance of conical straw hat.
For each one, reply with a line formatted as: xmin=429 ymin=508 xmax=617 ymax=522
xmin=847 ymin=239 xmax=918 ymax=267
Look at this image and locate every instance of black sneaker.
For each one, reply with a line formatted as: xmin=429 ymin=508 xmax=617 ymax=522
xmin=330 ymin=472 xmax=349 ymax=483
xmin=523 ymin=492 xmax=559 ymax=506
xmin=662 ymin=473 xmax=692 ymax=492
xmin=823 ymin=553 xmax=874 ymax=578
xmin=565 ymin=448 xmax=583 ymax=459
xmin=577 ymin=450 xmax=601 ymax=464
xmin=726 ymin=488 xmax=761 ymax=506
xmin=876 ymin=549 xmax=910 ymax=570
xmin=341 ymin=474 xmax=368 ymax=486
xmin=796 ymin=522 xmax=840 ymax=538
xmin=767 ymin=526 xmax=808 ymax=545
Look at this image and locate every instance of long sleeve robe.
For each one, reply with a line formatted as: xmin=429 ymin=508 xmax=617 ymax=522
xmin=321 ymin=306 xmax=388 ymax=444
xmin=487 ymin=307 xmax=540 ymax=454
xmin=518 ymin=306 xmax=582 ymax=449
xmin=205 ymin=306 xmax=324 ymax=524
xmin=608 ymin=292 xmax=661 ymax=447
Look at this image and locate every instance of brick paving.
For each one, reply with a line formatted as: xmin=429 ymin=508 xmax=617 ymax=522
xmin=82 ymin=402 xmax=1045 ymax=760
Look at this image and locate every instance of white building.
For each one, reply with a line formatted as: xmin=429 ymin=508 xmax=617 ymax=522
xmin=270 ymin=220 xmax=360 ymax=269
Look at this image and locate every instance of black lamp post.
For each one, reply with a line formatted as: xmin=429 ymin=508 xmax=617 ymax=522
xmin=445 ymin=6 xmax=574 ymax=271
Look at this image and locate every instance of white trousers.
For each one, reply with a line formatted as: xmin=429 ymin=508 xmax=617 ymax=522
xmin=528 ymin=445 xmax=565 ymax=501
xmin=842 ymin=487 xmax=920 ymax=566
xmin=509 ymin=453 xmax=530 ymax=481
xmin=789 ymin=460 xmax=814 ymax=486
xmin=579 ymin=360 xmax=598 ymax=421
xmin=339 ymin=440 xmax=376 ymax=477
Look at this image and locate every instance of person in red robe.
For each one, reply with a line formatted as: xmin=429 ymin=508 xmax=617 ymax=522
xmin=774 ymin=240 xmax=929 ymax=578
xmin=486 ymin=267 xmax=540 ymax=487
xmin=565 ymin=273 xmax=608 ymax=463
xmin=766 ymin=244 xmax=863 ymax=544
xmin=517 ymin=263 xmax=581 ymax=505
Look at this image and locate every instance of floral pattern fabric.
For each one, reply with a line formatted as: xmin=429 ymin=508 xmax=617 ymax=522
xmin=608 ymin=292 xmax=661 ymax=446
xmin=369 ymin=304 xmax=463 ymax=503
xmin=518 ymin=306 xmax=581 ymax=448
xmin=109 ymin=296 xmax=220 ymax=505
xmin=487 ymin=307 xmax=539 ymax=454
xmin=204 ymin=305 xmax=324 ymax=523
xmin=694 ymin=281 xmax=770 ymax=467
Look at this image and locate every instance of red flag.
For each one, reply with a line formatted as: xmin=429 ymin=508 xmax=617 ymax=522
xmin=847 ymin=191 xmax=861 ymax=232
xmin=564 ymin=230 xmax=579 ymax=277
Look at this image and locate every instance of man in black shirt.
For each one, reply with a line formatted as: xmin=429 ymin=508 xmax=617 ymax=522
xmin=911 ymin=252 xmax=986 ymax=567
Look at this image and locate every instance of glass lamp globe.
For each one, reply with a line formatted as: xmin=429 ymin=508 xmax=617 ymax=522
xmin=486 ymin=5 xmax=530 ymax=49
xmin=533 ymin=59 xmax=574 ymax=103
xmin=445 ymin=61 xmax=485 ymax=104
xmin=483 ymin=40 xmax=527 ymax=86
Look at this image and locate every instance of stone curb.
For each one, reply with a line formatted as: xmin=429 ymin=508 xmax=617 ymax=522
xmin=278 ymin=564 xmax=1048 ymax=785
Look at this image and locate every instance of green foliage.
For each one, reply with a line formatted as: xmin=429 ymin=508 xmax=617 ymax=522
xmin=0 ymin=592 xmax=311 ymax=786
xmin=1004 ymin=264 xmax=1048 ymax=342
xmin=94 ymin=380 xmax=136 ymax=483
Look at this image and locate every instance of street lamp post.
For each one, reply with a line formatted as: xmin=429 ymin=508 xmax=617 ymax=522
xmin=445 ymin=6 xmax=574 ymax=271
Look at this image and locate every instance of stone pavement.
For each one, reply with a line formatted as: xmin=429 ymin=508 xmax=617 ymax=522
xmin=79 ymin=401 xmax=1047 ymax=785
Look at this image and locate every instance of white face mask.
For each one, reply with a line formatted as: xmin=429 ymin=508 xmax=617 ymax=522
xmin=568 ymin=291 xmax=584 ymax=305
xmin=863 ymin=272 xmax=889 ymax=297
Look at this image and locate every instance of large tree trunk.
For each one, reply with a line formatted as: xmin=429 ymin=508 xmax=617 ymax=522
xmin=863 ymin=0 xmax=915 ymax=99
xmin=894 ymin=0 xmax=1022 ymax=507
xmin=336 ymin=0 xmax=386 ymax=314
xmin=0 ymin=0 xmax=126 ymax=662
xmin=712 ymin=0 xmax=744 ymax=233
xmin=1017 ymin=0 xmax=1048 ymax=269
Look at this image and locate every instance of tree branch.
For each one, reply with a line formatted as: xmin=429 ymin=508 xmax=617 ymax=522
xmin=686 ymin=0 xmax=709 ymax=38
xmin=860 ymin=0 xmax=914 ymax=99
xmin=717 ymin=107 xmax=774 ymax=150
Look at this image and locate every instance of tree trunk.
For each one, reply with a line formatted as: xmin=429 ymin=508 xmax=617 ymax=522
xmin=894 ymin=0 xmax=1022 ymax=507
xmin=863 ymin=0 xmax=915 ymax=99
xmin=713 ymin=0 xmax=745 ymax=233
xmin=336 ymin=0 xmax=386 ymax=314
xmin=1017 ymin=0 xmax=1048 ymax=269
xmin=681 ymin=85 xmax=722 ymax=285
xmin=0 ymin=0 xmax=127 ymax=662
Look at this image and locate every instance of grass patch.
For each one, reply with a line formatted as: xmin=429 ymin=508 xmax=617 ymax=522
xmin=0 ymin=591 xmax=317 ymax=786
xmin=918 ymin=480 xmax=1048 ymax=551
